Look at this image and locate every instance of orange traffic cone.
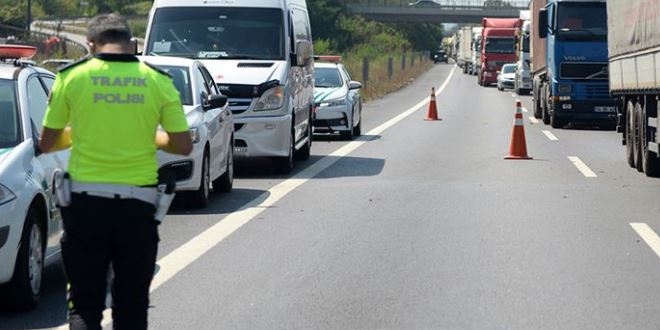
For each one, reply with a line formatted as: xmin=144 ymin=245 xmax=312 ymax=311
xmin=505 ymin=100 xmax=532 ymax=160
xmin=424 ymin=87 xmax=441 ymax=121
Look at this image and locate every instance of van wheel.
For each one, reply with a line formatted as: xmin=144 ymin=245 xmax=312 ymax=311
xmin=294 ymin=117 xmax=312 ymax=161
xmin=212 ymin=144 xmax=233 ymax=193
xmin=1 ymin=207 xmax=44 ymax=311
xmin=187 ymin=152 xmax=210 ymax=208
xmin=273 ymin=132 xmax=294 ymax=174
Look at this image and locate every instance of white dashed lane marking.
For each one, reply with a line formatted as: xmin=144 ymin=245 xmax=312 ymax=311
xmin=568 ymin=156 xmax=597 ymax=178
xmin=630 ymin=223 xmax=660 ymax=261
xmin=543 ymin=130 xmax=559 ymax=141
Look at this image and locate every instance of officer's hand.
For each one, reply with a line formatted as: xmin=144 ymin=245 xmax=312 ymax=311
xmin=39 ymin=126 xmax=72 ymax=153
xmin=155 ymin=130 xmax=193 ymax=156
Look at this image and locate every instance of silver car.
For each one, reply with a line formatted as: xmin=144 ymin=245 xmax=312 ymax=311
xmin=313 ymin=59 xmax=363 ymax=140
xmin=0 ymin=45 xmax=67 ymax=311
xmin=139 ymin=56 xmax=233 ymax=209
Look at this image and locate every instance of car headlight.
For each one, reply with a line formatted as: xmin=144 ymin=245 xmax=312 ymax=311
xmin=0 ymin=184 xmax=16 ymax=207
xmin=320 ymin=97 xmax=347 ymax=107
xmin=254 ymin=85 xmax=285 ymax=111
xmin=189 ymin=127 xmax=200 ymax=143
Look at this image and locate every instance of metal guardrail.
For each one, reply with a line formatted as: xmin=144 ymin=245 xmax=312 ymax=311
xmin=340 ymin=0 xmax=529 ymax=8
xmin=0 ymin=23 xmax=88 ymax=58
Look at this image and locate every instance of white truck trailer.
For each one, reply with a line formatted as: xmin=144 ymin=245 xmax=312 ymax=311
xmin=457 ymin=26 xmax=472 ymax=73
xmin=608 ymin=0 xmax=660 ymax=176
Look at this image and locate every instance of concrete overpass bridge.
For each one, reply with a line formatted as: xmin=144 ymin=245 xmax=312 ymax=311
xmin=339 ymin=0 xmax=530 ymax=24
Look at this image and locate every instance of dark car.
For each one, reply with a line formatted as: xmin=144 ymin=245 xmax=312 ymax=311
xmin=431 ymin=50 xmax=448 ymax=64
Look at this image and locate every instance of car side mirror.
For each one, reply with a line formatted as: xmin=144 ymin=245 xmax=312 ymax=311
xmin=204 ymin=94 xmax=228 ymax=110
xmin=130 ymin=37 xmax=140 ymax=55
xmin=348 ymin=81 xmax=362 ymax=90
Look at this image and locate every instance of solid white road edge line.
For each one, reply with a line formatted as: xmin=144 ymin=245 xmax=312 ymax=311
xmin=630 ymin=223 xmax=660 ymax=260
xmin=54 ymin=67 xmax=458 ymax=330
xmin=568 ymin=156 xmax=597 ymax=177
xmin=542 ymin=130 xmax=559 ymax=141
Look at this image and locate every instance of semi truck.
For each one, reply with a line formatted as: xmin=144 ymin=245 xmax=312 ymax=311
xmin=607 ymin=0 xmax=660 ymax=176
xmin=458 ymin=26 xmax=473 ymax=73
xmin=469 ymin=26 xmax=482 ymax=75
xmin=478 ymin=18 xmax=521 ymax=86
xmin=530 ymin=0 xmax=615 ymax=128
xmin=514 ymin=13 xmax=532 ymax=95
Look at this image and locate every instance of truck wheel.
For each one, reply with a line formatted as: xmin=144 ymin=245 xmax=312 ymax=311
xmin=632 ymin=103 xmax=644 ymax=172
xmin=550 ymin=110 xmax=563 ymax=129
xmin=640 ymin=101 xmax=660 ymax=177
xmin=634 ymin=103 xmax=644 ymax=172
xmin=533 ymin=91 xmax=542 ymax=119
xmin=541 ymin=99 xmax=550 ymax=125
xmin=626 ymin=101 xmax=636 ymax=168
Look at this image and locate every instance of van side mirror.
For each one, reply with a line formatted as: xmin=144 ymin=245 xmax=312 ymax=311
xmin=204 ymin=94 xmax=228 ymax=110
xmin=291 ymin=40 xmax=312 ymax=66
xmin=538 ymin=8 xmax=548 ymax=39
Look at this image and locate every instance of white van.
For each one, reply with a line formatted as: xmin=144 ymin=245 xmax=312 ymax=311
xmin=143 ymin=0 xmax=314 ymax=174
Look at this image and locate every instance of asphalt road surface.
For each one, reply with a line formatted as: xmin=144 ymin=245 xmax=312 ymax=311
xmin=3 ymin=63 xmax=660 ymax=330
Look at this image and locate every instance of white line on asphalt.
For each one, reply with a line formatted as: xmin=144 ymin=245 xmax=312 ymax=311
xmin=630 ymin=223 xmax=660 ymax=260
xmin=521 ymin=106 xmax=529 ymax=113
xmin=568 ymin=156 xmax=597 ymax=177
xmin=542 ymin=130 xmax=559 ymax=141
xmin=52 ymin=64 xmax=460 ymax=330
xmin=528 ymin=116 xmax=539 ymax=124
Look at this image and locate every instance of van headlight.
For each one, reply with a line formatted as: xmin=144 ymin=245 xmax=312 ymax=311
xmin=0 ymin=184 xmax=16 ymax=206
xmin=254 ymin=85 xmax=285 ymax=111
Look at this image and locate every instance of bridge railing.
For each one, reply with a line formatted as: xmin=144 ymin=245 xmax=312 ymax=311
xmin=340 ymin=0 xmax=529 ymax=9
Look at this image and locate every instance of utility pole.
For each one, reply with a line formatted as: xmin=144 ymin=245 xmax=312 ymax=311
xmin=27 ymin=0 xmax=32 ymax=32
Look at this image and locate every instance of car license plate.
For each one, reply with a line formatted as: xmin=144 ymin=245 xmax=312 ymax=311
xmin=594 ymin=106 xmax=615 ymax=113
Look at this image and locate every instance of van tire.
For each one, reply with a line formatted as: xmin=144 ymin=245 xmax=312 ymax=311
xmin=273 ymin=132 xmax=294 ymax=174
xmin=294 ymin=117 xmax=312 ymax=161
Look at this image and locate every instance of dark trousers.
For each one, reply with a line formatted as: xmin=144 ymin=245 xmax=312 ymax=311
xmin=61 ymin=193 xmax=159 ymax=330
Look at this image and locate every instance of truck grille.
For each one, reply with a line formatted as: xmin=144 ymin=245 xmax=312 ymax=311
xmin=584 ymin=84 xmax=610 ymax=98
xmin=560 ymin=63 xmax=608 ymax=80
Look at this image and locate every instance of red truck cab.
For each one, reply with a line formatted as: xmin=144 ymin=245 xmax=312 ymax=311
xmin=479 ymin=18 xmax=521 ymax=86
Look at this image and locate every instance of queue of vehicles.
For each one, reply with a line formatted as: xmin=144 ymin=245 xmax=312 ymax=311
xmin=452 ymin=0 xmax=660 ymax=179
xmin=0 ymin=0 xmax=368 ymax=311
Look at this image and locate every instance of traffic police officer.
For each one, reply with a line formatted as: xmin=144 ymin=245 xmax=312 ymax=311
xmin=39 ymin=13 xmax=193 ymax=330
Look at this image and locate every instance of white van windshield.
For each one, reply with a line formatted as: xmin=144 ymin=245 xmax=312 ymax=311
xmin=145 ymin=7 xmax=285 ymax=60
